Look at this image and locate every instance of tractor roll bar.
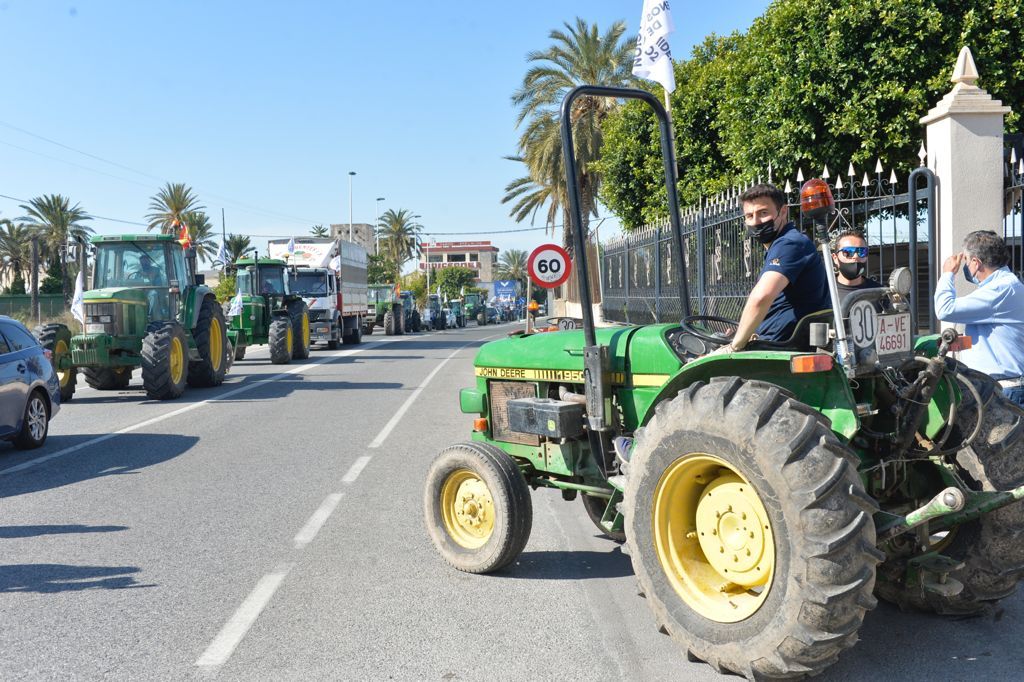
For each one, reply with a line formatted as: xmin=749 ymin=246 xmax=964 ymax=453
xmin=560 ymin=86 xmax=691 ymax=348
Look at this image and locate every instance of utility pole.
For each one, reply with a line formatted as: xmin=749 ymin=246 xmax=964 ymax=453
xmin=348 ymin=171 xmax=356 ymax=241
xmin=30 ymin=236 xmax=39 ymax=324
xmin=221 ymin=208 xmax=227 ymax=274
xmin=375 ymin=197 xmax=385 ymax=255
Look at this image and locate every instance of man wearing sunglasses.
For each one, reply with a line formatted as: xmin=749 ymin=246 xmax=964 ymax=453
xmin=934 ymin=230 xmax=1024 ymax=408
xmin=832 ymin=231 xmax=881 ymax=301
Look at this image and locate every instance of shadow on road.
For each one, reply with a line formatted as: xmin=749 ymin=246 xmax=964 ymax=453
xmin=500 ymin=547 xmax=633 ymax=580
xmin=0 ymin=433 xmax=199 ymax=499
xmin=0 ymin=524 xmax=128 ymax=539
xmin=0 ymin=563 xmax=154 ymax=593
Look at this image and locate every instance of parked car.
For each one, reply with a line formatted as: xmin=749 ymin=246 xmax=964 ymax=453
xmin=0 ymin=317 xmax=61 ymax=449
xmin=485 ymin=307 xmax=499 ymax=324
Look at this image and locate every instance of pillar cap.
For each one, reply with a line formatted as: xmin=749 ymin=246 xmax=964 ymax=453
xmin=921 ymin=46 xmax=1011 ymax=125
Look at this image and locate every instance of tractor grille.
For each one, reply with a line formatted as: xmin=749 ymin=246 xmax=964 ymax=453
xmin=489 ymin=381 xmax=540 ymax=446
xmin=84 ymin=302 xmax=123 ymax=335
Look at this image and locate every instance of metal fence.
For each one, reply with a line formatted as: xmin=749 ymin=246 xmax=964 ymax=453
xmin=601 ymin=165 xmax=937 ymax=330
xmin=1005 ymin=144 xmax=1024 ymax=278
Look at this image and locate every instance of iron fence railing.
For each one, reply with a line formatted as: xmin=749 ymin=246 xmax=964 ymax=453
xmin=1005 ymin=145 xmax=1024 ymax=279
xmin=602 ymin=165 xmax=937 ymax=330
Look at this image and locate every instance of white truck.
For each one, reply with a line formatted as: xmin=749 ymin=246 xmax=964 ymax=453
xmin=267 ymin=237 xmax=368 ymax=348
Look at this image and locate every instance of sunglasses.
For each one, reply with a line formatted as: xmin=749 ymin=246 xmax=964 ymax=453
xmin=837 ymin=246 xmax=868 ymax=258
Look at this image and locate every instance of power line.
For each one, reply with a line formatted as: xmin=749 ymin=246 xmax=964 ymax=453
xmin=0 ymin=192 xmax=147 ymax=226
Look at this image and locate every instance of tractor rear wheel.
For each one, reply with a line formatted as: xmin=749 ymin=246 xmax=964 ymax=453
xmin=187 ymin=296 xmax=228 ymax=387
xmin=412 ymin=311 xmax=422 ymax=332
xmin=288 ymin=300 xmax=311 ymax=360
xmin=581 ymin=494 xmax=626 ymax=543
xmin=342 ymin=323 xmax=362 ymax=345
xmin=82 ymin=367 xmax=132 ymax=390
xmin=33 ymin=323 xmax=76 ymax=402
xmin=424 ymin=441 xmax=532 ymax=574
xmin=477 ymin=313 xmax=486 ymax=326
xmin=269 ymin=316 xmax=293 ymax=364
xmin=383 ymin=310 xmax=397 ymax=336
xmin=141 ymin=322 xmax=189 ymax=400
xmin=623 ymin=377 xmax=880 ymax=680
xmin=877 ymin=366 xmax=1024 ymax=615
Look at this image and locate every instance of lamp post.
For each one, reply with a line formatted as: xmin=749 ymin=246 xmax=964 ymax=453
xmin=375 ymin=197 xmax=385 ymax=255
xmin=348 ymin=171 xmax=356 ymax=241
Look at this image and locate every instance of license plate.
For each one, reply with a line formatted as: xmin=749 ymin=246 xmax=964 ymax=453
xmin=875 ymin=313 xmax=911 ymax=356
xmin=86 ymin=323 xmax=106 ymax=334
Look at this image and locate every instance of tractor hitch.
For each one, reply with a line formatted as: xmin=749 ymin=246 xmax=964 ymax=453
xmin=876 ymin=486 xmax=965 ymax=544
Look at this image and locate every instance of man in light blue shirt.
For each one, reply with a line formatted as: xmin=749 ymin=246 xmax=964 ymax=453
xmin=934 ymin=230 xmax=1024 ymax=408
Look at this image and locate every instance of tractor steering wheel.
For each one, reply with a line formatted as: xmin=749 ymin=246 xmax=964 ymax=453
xmin=680 ymin=315 xmax=740 ymax=345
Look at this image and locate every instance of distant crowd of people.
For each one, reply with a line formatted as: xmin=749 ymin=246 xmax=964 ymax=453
xmin=709 ymin=182 xmax=1024 ymax=408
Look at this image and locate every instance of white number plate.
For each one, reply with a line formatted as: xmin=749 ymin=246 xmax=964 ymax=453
xmin=86 ymin=323 xmax=106 ymax=334
xmin=874 ymin=313 xmax=912 ymax=356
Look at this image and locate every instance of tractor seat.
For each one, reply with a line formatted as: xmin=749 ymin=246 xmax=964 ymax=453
xmin=745 ymin=309 xmax=833 ymax=353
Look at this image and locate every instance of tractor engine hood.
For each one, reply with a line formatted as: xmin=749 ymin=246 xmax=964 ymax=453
xmin=83 ymin=287 xmax=149 ymax=304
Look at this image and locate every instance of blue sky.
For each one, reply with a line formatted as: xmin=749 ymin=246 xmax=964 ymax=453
xmin=0 ymin=0 xmax=769 ymax=262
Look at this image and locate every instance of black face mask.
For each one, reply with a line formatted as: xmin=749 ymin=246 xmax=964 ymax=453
xmin=838 ymin=260 xmax=866 ymax=280
xmin=746 ymin=216 xmax=779 ymax=245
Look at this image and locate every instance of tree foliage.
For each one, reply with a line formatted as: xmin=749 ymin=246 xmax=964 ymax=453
xmin=213 ymin=273 xmax=237 ymax=303
xmin=147 ymin=182 xmax=204 ymax=234
xmin=377 ymin=208 xmax=422 ymax=267
xmin=598 ymin=0 xmax=1024 ymax=229
xmin=433 ymin=266 xmax=477 ymax=302
xmin=17 ymin=194 xmax=93 ymax=302
xmin=367 ymin=253 xmax=398 ymax=284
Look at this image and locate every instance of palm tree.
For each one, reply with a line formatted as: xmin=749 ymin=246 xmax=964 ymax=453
xmin=507 ymin=18 xmax=633 ymax=247
xmin=223 ymin=234 xmax=252 ymax=272
xmin=310 ymin=224 xmax=329 ymax=237
xmin=17 ymin=194 xmax=93 ymax=302
xmin=184 ymin=211 xmax=218 ymax=265
xmin=0 ymin=219 xmax=32 ymax=291
xmin=496 ymin=249 xmax=528 ymax=281
xmin=146 ymin=182 xmax=205 ymax=234
xmin=378 ymin=208 xmax=423 ymax=267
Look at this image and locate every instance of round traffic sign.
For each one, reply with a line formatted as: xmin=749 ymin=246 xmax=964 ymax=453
xmin=527 ymin=243 xmax=572 ymax=289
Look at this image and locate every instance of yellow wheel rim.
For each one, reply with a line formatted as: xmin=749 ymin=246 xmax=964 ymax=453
xmin=302 ymin=313 xmax=310 ymax=348
xmin=210 ymin=317 xmax=223 ymax=372
xmin=653 ymin=454 xmax=775 ymax=623
xmin=55 ymin=339 xmax=70 ymax=387
xmin=169 ymin=336 xmax=184 ymax=384
xmin=286 ymin=326 xmax=293 ymax=356
xmin=440 ymin=469 xmax=495 ymax=549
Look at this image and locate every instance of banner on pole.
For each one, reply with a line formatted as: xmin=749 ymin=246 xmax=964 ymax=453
xmin=633 ymin=0 xmax=676 ymax=93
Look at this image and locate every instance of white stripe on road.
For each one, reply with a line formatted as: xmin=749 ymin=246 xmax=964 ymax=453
xmin=195 ymin=563 xmax=295 ymax=669
xmin=0 ymin=339 xmax=402 ymax=478
xmin=368 ymin=336 xmax=496 ymax=449
xmin=292 ymin=493 xmax=344 ymax=549
xmin=341 ymin=455 xmax=372 ymax=483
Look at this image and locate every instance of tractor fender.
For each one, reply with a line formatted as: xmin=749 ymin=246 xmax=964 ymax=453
xmin=639 ymin=353 xmax=860 ymax=441
xmin=184 ymin=286 xmax=217 ymax=329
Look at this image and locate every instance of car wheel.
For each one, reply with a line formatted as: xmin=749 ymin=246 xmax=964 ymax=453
xmin=14 ymin=390 xmax=49 ymax=450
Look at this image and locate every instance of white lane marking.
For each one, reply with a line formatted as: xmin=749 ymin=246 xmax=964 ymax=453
xmin=195 ymin=563 xmax=294 ymax=669
xmin=341 ymin=455 xmax=372 ymax=483
xmin=368 ymin=335 xmax=497 ymax=449
xmin=292 ymin=493 xmax=344 ymax=549
xmin=0 ymin=339 xmax=402 ymax=478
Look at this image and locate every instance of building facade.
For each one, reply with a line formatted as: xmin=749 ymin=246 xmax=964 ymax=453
xmin=418 ymin=241 xmax=499 ymax=283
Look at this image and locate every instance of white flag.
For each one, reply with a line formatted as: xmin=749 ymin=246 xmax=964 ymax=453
xmin=214 ymin=241 xmax=228 ymax=265
xmin=71 ymin=270 xmax=85 ymax=324
xmin=633 ymin=0 xmax=676 ymax=93
xmin=328 ymin=255 xmax=341 ymax=273
xmin=286 ymin=237 xmax=296 ymax=254
xmin=227 ymin=293 xmax=243 ymax=318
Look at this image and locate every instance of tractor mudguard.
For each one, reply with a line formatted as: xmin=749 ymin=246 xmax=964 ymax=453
xmin=183 ymin=287 xmax=216 ymax=329
xmin=639 ymin=353 xmax=861 ymax=440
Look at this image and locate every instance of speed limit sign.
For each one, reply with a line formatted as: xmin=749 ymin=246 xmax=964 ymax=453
xmin=527 ymin=243 xmax=572 ymax=289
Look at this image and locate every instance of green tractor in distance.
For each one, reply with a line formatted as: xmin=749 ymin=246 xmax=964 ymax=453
xmin=365 ymin=283 xmax=402 ymax=336
xmin=464 ymin=292 xmax=484 ymax=325
xmin=424 ymin=293 xmax=447 ymax=331
xmin=423 ymin=87 xmax=1024 ymax=680
xmin=34 ymin=234 xmax=228 ymax=401
xmin=448 ymin=300 xmax=467 ymax=328
xmin=226 ymin=255 xmax=311 ymax=364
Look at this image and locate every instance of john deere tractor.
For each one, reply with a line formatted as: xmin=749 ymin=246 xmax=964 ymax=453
xmin=399 ymin=291 xmax=422 ymax=333
xmin=423 ymin=87 xmax=1024 ymax=680
xmin=34 ymin=234 xmax=228 ymax=401
xmin=464 ymin=292 xmax=485 ymax=325
xmin=226 ymin=255 xmax=311 ymax=364
xmin=367 ymin=284 xmax=403 ymax=336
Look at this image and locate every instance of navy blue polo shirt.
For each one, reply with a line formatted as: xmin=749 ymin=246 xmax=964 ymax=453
xmin=755 ymin=223 xmax=830 ymax=341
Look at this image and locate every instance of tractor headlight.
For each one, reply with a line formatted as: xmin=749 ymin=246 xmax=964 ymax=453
xmin=888 ymin=267 xmax=912 ymax=296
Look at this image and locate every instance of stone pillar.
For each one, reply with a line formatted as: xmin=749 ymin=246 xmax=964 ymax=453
xmin=921 ymin=46 xmax=1012 ymax=296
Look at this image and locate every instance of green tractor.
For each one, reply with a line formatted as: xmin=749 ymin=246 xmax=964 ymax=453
xmin=464 ymin=292 xmax=484 ymax=325
xmin=399 ymin=291 xmax=422 ymax=333
xmin=448 ymin=300 xmax=467 ymax=328
xmin=423 ymin=87 xmax=1024 ymax=679
xmin=366 ymin=283 xmax=403 ymax=336
xmin=35 ymin=234 xmax=228 ymax=401
xmin=226 ymin=255 xmax=311 ymax=364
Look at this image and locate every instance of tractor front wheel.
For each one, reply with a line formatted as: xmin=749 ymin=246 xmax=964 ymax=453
xmin=424 ymin=441 xmax=532 ymax=574
xmin=383 ymin=310 xmax=397 ymax=336
xmin=188 ymin=296 xmax=228 ymax=387
xmin=269 ymin=316 xmax=293 ymax=364
xmin=288 ymin=301 xmax=311 ymax=360
xmin=82 ymin=367 xmax=132 ymax=391
xmin=33 ymin=323 xmax=76 ymax=402
xmin=141 ymin=322 xmax=189 ymax=400
xmin=623 ymin=377 xmax=880 ymax=679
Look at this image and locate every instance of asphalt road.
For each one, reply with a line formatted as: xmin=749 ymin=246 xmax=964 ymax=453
xmin=2 ymin=321 xmax=1024 ymax=681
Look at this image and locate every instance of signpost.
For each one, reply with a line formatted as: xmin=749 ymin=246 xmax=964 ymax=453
xmin=527 ymin=244 xmax=572 ymax=333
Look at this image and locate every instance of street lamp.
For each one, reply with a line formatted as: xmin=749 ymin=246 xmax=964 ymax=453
xmin=348 ymin=171 xmax=357 ymax=241
xmin=375 ymin=197 xmax=385 ymax=255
